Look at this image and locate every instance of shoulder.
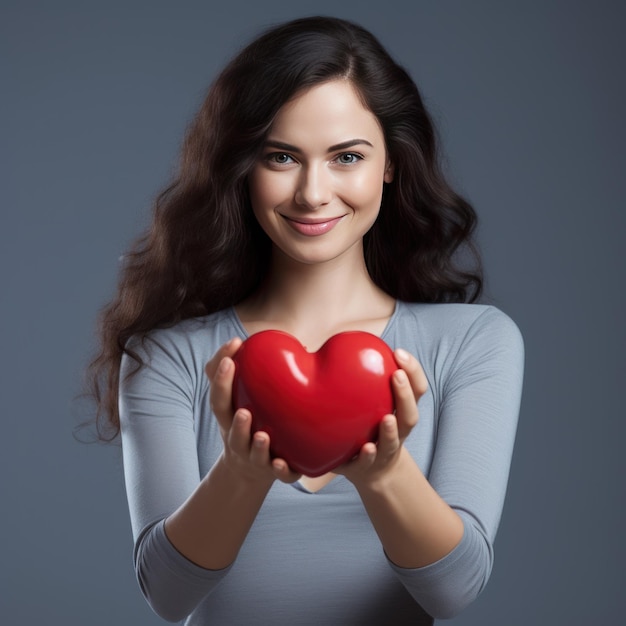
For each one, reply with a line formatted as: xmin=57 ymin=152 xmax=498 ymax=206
xmin=389 ymin=302 xmax=524 ymax=377
xmin=395 ymin=301 xmax=522 ymax=343
xmin=397 ymin=301 xmax=519 ymax=333
xmin=123 ymin=308 xmax=241 ymax=372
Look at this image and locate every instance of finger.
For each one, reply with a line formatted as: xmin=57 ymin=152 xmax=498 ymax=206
xmin=376 ymin=414 xmax=401 ymax=458
xmin=209 ymin=355 xmax=236 ymax=425
xmin=249 ymin=430 xmax=271 ymax=466
xmin=352 ymin=441 xmax=378 ymax=470
xmin=227 ymin=409 xmax=254 ymax=455
xmin=205 ymin=337 xmax=243 ymax=381
xmin=332 ymin=439 xmax=379 ymax=479
xmin=391 ymin=368 xmax=420 ymax=439
xmin=271 ymin=458 xmax=302 ymax=484
xmin=393 ymin=348 xmax=428 ymax=400
xmin=342 ymin=441 xmax=378 ymax=474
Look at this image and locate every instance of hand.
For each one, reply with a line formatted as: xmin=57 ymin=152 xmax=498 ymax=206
xmin=335 ymin=348 xmax=428 ymax=486
xmin=205 ymin=338 xmax=301 ymax=485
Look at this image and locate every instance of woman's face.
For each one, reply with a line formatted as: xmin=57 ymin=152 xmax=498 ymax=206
xmin=248 ymin=80 xmax=393 ymax=268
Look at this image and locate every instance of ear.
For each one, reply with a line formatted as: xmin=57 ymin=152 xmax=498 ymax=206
xmin=384 ymin=161 xmax=394 ymax=183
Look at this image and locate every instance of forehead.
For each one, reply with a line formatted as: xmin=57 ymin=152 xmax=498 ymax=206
xmin=268 ymin=80 xmax=385 ymax=147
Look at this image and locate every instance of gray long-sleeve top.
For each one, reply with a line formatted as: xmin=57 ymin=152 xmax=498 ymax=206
xmin=119 ymin=301 xmax=524 ymax=624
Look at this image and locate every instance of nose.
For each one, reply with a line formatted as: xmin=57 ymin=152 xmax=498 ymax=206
xmin=294 ymin=163 xmax=332 ymax=210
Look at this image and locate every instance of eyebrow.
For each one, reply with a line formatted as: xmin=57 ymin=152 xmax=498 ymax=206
xmin=263 ymin=138 xmax=374 ymax=153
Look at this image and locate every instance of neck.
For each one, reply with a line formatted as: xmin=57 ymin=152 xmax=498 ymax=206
xmin=237 ymin=247 xmax=395 ymax=349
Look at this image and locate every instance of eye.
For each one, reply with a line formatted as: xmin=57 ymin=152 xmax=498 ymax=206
xmin=266 ymin=152 xmax=295 ymax=165
xmin=335 ymin=152 xmax=363 ymax=165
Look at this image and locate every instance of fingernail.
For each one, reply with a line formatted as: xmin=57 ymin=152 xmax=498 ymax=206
xmin=394 ymin=369 xmax=408 ymax=385
xmin=395 ymin=348 xmax=409 ymax=362
xmin=218 ymin=357 xmax=231 ymax=375
xmin=234 ymin=410 xmax=249 ymax=425
xmin=384 ymin=415 xmax=396 ymax=428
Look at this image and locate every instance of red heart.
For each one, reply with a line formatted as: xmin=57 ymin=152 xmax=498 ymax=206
xmin=232 ymin=330 xmax=397 ymax=476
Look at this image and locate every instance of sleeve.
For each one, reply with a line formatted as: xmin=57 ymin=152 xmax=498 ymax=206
xmin=389 ymin=307 xmax=525 ymax=619
xmin=119 ymin=334 xmax=230 ymax=623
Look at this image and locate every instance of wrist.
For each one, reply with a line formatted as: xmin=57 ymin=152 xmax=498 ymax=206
xmin=350 ymin=445 xmax=414 ymax=494
xmin=215 ymin=452 xmax=276 ymax=494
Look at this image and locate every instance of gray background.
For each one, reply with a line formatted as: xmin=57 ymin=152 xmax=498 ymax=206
xmin=2 ymin=1 xmax=624 ymax=624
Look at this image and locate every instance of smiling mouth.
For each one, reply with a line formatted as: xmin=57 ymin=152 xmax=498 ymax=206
xmin=281 ymin=215 xmax=345 ymax=236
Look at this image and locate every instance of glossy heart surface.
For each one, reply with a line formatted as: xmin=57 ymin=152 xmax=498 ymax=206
xmin=232 ymin=330 xmax=397 ymax=476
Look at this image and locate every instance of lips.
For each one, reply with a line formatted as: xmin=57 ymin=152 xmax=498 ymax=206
xmin=281 ymin=215 xmax=345 ymax=236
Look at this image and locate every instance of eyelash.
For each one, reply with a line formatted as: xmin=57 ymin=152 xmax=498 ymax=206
xmin=265 ymin=152 xmax=364 ymax=166
xmin=266 ymin=153 xmax=295 ymax=165
xmin=335 ymin=152 xmax=363 ymax=165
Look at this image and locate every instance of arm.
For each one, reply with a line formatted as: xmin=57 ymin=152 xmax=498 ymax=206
xmin=164 ymin=339 xmax=300 ymax=569
xmin=120 ymin=336 xmax=298 ymax=622
xmin=338 ymin=355 xmax=465 ymax=568
xmin=337 ymin=307 xmax=524 ymax=618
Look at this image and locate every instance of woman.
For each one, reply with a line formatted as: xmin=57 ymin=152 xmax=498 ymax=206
xmin=90 ymin=15 xmax=524 ymax=625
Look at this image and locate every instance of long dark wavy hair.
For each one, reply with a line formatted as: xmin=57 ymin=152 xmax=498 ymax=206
xmin=86 ymin=15 xmax=482 ymax=441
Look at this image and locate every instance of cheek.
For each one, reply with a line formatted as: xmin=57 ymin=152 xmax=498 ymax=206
xmin=338 ymin=169 xmax=386 ymax=207
xmin=249 ymin=171 xmax=293 ymax=210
